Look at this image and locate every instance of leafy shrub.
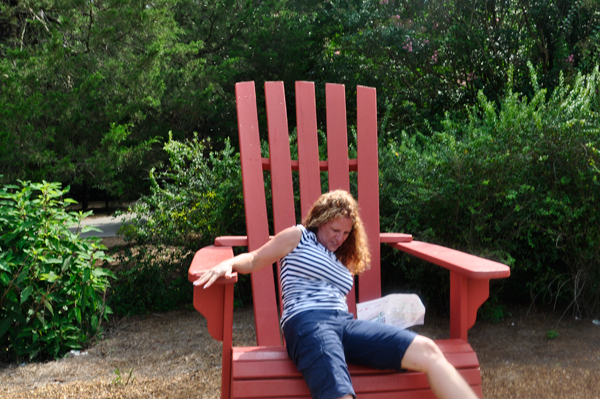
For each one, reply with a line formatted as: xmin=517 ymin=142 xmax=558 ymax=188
xmin=0 ymin=181 xmax=114 ymax=361
xmin=380 ymin=65 xmax=600 ymax=317
xmin=111 ymin=133 xmax=245 ymax=314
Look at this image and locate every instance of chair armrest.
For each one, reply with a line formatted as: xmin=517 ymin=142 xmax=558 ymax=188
xmin=188 ymin=246 xmax=238 ymax=342
xmin=214 ymin=235 xmax=274 ymax=247
xmin=380 ymin=233 xmax=413 ymax=243
xmin=188 ymin=245 xmax=239 ymax=284
xmin=386 ymin=240 xmax=510 ymax=280
xmin=385 ymin=238 xmax=510 ymax=340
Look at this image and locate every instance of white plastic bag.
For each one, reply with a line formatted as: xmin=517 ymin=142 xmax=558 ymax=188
xmin=356 ymin=293 xmax=425 ymax=329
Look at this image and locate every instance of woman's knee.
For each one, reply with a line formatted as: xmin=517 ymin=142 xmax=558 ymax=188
xmin=401 ymin=335 xmax=446 ymax=372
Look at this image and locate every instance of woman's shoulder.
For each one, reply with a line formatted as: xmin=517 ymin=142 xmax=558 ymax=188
xmin=296 ymin=224 xmax=317 ymax=242
xmin=280 ymin=224 xmax=315 ymax=256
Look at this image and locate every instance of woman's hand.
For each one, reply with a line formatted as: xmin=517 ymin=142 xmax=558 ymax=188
xmin=192 ymin=258 xmax=237 ymax=289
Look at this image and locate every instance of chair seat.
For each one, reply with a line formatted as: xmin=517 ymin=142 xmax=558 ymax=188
xmin=231 ymin=339 xmax=482 ymax=398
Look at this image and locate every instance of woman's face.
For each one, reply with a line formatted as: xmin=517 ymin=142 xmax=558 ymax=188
xmin=316 ymin=216 xmax=353 ymax=252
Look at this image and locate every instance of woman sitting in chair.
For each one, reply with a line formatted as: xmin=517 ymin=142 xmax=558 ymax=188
xmin=194 ymin=190 xmax=478 ymax=399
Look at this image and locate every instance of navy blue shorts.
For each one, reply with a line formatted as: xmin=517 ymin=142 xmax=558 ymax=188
xmin=282 ymin=309 xmax=417 ymax=399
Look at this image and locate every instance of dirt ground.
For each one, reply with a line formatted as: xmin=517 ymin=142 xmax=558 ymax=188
xmin=1 ymin=303 xmax=599 ymax=399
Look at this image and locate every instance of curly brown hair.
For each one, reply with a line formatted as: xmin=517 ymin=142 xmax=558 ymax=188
xmin=302 ymin=190 xmax=371 ymax=275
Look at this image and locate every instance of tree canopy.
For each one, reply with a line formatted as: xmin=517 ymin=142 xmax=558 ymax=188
xmin=1 ymin=0 xmax=599 ymax=199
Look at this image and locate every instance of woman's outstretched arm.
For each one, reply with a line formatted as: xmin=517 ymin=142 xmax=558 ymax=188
xmin=192 ymin=225 xmax=302 ymax=289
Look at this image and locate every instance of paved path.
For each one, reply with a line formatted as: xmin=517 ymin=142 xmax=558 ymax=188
xmin=69 ymin=214 xmax=130 ymax=238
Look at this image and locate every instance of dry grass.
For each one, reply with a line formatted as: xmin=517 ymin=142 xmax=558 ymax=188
xmin=0 ymin=308 xmax=254 ymax=399
xmin=2 ymin=305 xmax=599 ymax=399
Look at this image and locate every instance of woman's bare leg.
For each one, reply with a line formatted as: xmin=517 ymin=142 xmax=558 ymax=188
xmin=401 ymin=336 xmax=479 ymax=399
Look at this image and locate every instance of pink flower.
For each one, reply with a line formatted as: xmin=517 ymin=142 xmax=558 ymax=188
xmin=379 ymin=0 xmax=389 ymax=3
xmin=334 ymin=51 xmax=340 ymax=55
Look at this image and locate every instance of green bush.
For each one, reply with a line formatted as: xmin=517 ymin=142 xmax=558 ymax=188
xmin=380 ymin=65 xmax=600 ymax=317
xmin=111 ymin=133 xmax=246 ymax=314
xmin=0 ymin=181 xmax=114 ymax=361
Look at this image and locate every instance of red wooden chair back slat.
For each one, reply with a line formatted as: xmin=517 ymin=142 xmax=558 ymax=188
xmin=236 ymin=81 xmax=281 ymax=346
xmin=356 ymin=85 xmax=382 ymax=302
xmin=265 ymin=81 xmax=296 ymax=234
xmin=325 ymin=83 xmax=351 ymax=192
xmin=295 ymin=82 xmax=322 ymax=220
xmin=265 ymin=81 xmax=297 ymax=317
xmin=324 ymin=83 xmax=357 ymax=315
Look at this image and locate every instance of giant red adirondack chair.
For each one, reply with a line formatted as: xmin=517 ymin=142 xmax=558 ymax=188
xmin=188 ymin=81 xmax=510 ymax=399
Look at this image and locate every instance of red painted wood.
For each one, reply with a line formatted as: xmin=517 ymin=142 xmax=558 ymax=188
xmin=189 ymin=246 xmax=236 ymax=342
xmin=389 ymin=240 xmax=511 ymax=279
xmin=188 ymin=246 xmax=238 ymax=284
xmin=325 ymin=83 xmax=350 ymax=192
xmin=352 ymin=368 xmax=480 ymax=393
xmin=324 ymin=83 xmax=356 ymax=315
xmin=356 ymin=391 xmax=437 ymax=399
xmin=232 ymin=339 xmax=475 ymax=362
xmin=188 ymin=246 xmax=238 ymax=398
xmin=232 ymin=352 xmax=478 ymax=381
xmin=380 ymin=233 xmax=413 ymax=243
xmin=236 ymin=81 xmax=281 ymax=346
xmin=468 ymin=278 xmax=490 ymax=332
xmin=215 ymin=236 xmax=249 ymax=247
xmin=361 ymin=385 xmax=482 ymax=399
xmin=449 ymin=273 xmax=491 ymax=340
xmin=233 ymin=378 xmax=309 ymax=398
xmin=261 ymin=158 xmax=359 ymax=172
xmin=231 ymin=339 xmax=479 ymax=383
xmin=295 ymin=81 xmax=322 ymax=219
xmin=214 ymin=236 xmax=275 ymax=247
xmin=265 ymin=81 xmax=296 ymax=234
xmin=231 ymin=368 xmax=480 ymax=398
xmin=233 ymin=359 xmax=301 ymax=379
xmin=451 ymin=273 xmax=470 ymax=341
xmin=356 ymin=85 xmax=381 ymax=303
xmin=265 ymin=82 xmax=297 ymax=317
xmin=222 ymin=282 xmax=235 ymax=399
xmin=434 ymin=339 xmax=476 ymax=353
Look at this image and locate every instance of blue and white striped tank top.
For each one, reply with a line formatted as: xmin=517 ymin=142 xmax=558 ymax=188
xmin=280 ymin=225 xmax=354 ymax=328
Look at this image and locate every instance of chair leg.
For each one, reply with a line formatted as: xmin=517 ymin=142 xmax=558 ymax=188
xmin=450 ymin=273 xmax=490 ymax=340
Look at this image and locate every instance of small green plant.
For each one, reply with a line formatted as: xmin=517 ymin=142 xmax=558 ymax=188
xmin=112 ymin=367 xmax=136 ymax=386
xmin=0 ymin=181 xmax=115 ymax=361
xmin=546 ymin=330 xmax=559 ymax=339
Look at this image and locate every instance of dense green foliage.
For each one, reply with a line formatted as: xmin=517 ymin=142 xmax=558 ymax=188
xmin=2 ymin=0 xmax=600 ymax=323
xmin=109 ymin=134 xmax=245 ymax=314
xmin=116 ymin=67 xmax=600 ymax=318
xmin=302 ymin=0 xmax=600 ymax=135
xmin=0 ymin=181 xmax=114 ymax=361
xmin=380 ymin=66 xmax=600 ymax=316
xmin=2 ymin=0 xmax=600 ymax=199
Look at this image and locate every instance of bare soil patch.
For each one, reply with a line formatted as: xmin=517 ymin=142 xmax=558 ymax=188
xmin=1 ymin=304 xmax=599 ymax=399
